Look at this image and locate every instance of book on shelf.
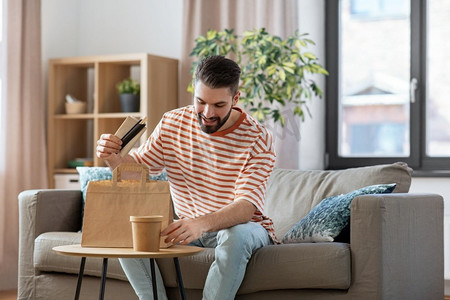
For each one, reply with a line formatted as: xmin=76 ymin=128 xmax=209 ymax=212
xmin=67 ymin=158 xmax=93 ymax=168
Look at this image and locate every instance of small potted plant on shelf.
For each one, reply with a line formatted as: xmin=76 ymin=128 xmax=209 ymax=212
xmin=117 ymin=78 xmax=141 ymax=112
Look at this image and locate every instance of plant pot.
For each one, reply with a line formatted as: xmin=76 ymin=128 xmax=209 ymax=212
xmin=119 ymin=93 xmax=140 ymax=112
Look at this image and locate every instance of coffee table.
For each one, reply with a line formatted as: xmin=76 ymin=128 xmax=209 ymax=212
xmin=53 ymin=244 xmax=203 ymax=300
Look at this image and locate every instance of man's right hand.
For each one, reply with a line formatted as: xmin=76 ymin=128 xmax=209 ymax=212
xmin=96 ymin=134 xmax=123 ymax=169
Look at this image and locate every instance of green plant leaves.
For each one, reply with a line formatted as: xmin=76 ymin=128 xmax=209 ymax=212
xmin=189 ymin=28 xmax=328 ymax=127
xmin=117 ymin=78 xmax=140 ymax=95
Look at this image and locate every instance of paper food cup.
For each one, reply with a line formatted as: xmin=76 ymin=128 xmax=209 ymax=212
xmin=130 ymin=216 xmax=164 ymax=252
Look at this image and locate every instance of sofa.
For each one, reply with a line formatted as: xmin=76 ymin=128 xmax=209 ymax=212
xmin=18 ymin=162 xmax=444 ymax=299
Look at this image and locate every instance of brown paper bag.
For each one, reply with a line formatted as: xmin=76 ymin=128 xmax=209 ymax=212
xmin=81 ymin=163 xmax=173 ymax=248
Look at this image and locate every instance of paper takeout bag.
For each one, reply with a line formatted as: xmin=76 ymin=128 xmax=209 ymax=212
xmin=81 ymin=163 xmax=173 ymax=248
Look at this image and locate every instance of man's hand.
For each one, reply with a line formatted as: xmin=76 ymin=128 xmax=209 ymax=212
xmin=96 ymin=134 xmax=122 ymax=158
xmin=161 ymin=200 xmax=257 ymax=245
xmin=96 ymin=134 xmax=134 ymax=170
xmin=161 ymin=218 xmax=207 ymax=245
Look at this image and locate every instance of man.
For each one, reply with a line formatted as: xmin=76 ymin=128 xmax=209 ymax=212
xmin=96 ymin=55 xmax=276 ymax=300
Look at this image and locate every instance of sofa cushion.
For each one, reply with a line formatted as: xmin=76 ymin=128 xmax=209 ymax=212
xmin=282 ymin=183 xmax=396 ymax=243
xmin=34 ymin=232 xmax=350 ymax=294
xmin=239 ymin=243 xmax=351 ymax=293
xmin=265 ymin=162 xmax=412 ymax=239
xmin=34 ymin=232 xmax=128 ymax=281
xmin=157 ymin=243 xmax=351 ymax=294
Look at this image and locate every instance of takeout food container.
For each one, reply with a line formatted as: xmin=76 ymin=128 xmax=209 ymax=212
xmin=130 ymin=215 xmax=164 ymax=252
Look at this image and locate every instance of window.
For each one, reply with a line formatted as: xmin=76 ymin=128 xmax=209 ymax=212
xmin=350 ymin=0 xmax=409 ymax=19
xmin=326 ymin=0 xmax=450 ymax=171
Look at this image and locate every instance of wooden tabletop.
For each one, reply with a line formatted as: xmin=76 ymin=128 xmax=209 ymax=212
xmin=53 ymin=244 xmax=204 ymax=259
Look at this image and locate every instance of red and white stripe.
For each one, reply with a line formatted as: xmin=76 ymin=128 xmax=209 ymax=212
xmin=131 ymin=105 xmax=277 ymax=241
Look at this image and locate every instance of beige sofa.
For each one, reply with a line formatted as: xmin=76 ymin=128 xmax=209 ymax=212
xmin=18 ymin=162 xmax=444 ymax=299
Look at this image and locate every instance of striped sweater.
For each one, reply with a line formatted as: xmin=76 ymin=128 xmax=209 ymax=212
xmin=131 ymin=105 xmax=277 ymax=241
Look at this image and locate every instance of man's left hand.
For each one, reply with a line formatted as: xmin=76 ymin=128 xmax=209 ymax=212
xmin=161 ymin=218 xmax=206 ymax=245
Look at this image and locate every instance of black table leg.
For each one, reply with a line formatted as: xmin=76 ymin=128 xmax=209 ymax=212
xmin=149 ymin=258 xmax=159 ymax=300
xmin=75 ymin=257 xmax=86 ymax=300
xmin=173 ymin=258 xmax=186 ymax=300
xmin=99 ymin=258 xmax=108 ymax=300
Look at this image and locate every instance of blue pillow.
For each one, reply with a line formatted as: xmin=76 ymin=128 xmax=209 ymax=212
xmin=282 ymin=183 xmax=396 ymax=243
xmin=77 ymin=167 xmax=112 ymax=203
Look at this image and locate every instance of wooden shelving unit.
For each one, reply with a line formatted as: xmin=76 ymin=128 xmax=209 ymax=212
xmin=47 ymin=53 xmax=178 ymax=187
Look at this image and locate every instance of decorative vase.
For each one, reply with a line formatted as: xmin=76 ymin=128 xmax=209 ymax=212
xmin=120 ymin=93 xmax=140 ymax=112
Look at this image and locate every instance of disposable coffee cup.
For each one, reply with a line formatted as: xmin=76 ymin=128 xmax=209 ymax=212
xmin=130 ymin=215 xmax=164 ymax=252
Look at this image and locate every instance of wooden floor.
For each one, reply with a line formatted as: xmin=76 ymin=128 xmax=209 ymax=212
xmin=0 ymin=290 xmax=17 ymax=300
xmin=0 ymin=290 xmax=447 ymax=299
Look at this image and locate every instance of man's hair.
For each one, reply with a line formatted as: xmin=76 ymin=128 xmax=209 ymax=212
xmin=194 ymin=56 xmax=241 ymax=96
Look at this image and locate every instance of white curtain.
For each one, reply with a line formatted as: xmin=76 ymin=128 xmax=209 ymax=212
xmin=0 ymin=0 xmax=47 ymax=290
xmin=180 ymin=0 xmax=301 ymax=169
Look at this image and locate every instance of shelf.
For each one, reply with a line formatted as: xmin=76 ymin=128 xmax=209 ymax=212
xmin=49 ymin=53 xmax=148 ymax=65
xmin=47 ymin=53 xmax=178 ymax=188
xmin=54 ymin=114 xmax=95 ymax=119
xmin=97 ymin=113 xmax=142 ymax=118
xmin=54 ymin=113 xmax=142 ymax=119
xmin=54 ymin=168 xmax=81 ymax=174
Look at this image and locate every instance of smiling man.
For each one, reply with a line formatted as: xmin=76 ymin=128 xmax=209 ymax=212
xmin=96 ymin=55 xmax=276 ymax=300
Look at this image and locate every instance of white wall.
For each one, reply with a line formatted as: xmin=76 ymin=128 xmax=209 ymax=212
xmin=42 ymin=1 xmax=80 ymax=61
xmin=76 ymin=0 xmax=182 ymax=58
xmin=298 ymin=0 xmax=326 ymax=170
xmin=42 ymin=0 xmax=183 ymax=64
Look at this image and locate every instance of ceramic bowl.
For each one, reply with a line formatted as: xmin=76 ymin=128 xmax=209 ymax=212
xmin=65 ymin=102 xmax=87 ymax=114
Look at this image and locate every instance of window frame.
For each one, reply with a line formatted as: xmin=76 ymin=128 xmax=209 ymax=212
xmin=325 ymin=0 xmax=447 ymax=174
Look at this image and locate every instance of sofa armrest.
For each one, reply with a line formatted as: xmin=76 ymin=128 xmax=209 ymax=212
xmin=18 ymin=189 xmax=82 ymax=299
xmin=19 ymin=189 xmax=82 ymax=237
xmin=349 ymin=193 xmax=443 ymax=299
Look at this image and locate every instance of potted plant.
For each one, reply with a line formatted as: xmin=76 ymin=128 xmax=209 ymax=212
xmin=117 ymin=78 xmax=141 ymax=112
xmin=189 ymin=28 xmax=328 ymax=126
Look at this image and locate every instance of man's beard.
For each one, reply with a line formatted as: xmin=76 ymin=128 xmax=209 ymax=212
xmin=197 ymin=107 xmax=233 ymax=134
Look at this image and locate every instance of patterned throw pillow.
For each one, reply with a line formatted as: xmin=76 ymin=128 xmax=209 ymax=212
xmin=282 ymin=183 xmax=396 ymax=243
xmin=77 ymin=167 xmax=112 ymax=203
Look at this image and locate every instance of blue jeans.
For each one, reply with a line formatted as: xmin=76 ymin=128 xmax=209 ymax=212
xmin=119 ymin=222 xmax=271 ymax=300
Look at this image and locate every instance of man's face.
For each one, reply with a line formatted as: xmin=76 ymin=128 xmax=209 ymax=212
xmin=193 ymin=81 xmax=237 ymax=134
